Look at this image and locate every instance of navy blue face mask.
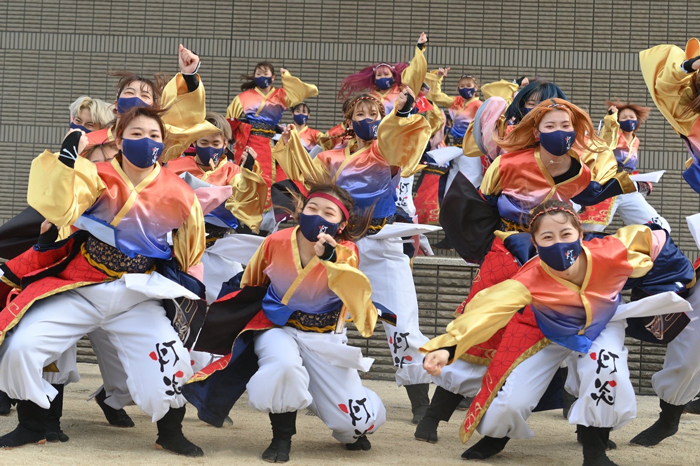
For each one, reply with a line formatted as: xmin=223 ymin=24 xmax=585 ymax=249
xmin=458 ymin=87 xmax=476 ymax=99
xmin=521 ymin=107 xmax=533 ymax=117
xmin=537 ymin=239 xmax=582 ymax=271
xmin=293 ymin=113 xmax=309 ymax=125
xmin=121 ymin=137 xmax=164 ymax=168
xmin=195 ymin=145 xmax=224 ymax=166
xmin=619 ymin=119 xmax=637 ymax=132
xmin=539 ymin=130 xmax=576 ymax=156
xmin=352 ymin=118 xmax=380 ymax=141
xmin=69 ymin=121 xmax=92 ymax=134
xmin=254 ymin=76 xmax=272 ymax=89
xmin=375 ymin=77 xmax=394 ymax=90
xmin=298 ymin=212 xmax=339 ymax=242
xmin=117 ymin=96 xmax=150 ymax=114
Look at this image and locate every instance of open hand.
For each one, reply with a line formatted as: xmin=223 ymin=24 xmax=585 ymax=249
xmin=423 ymin=349 xmax=450 ymax=376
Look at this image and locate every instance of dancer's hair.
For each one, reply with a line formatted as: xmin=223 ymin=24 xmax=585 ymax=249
xmin=114 ymin=106 xmax=167 ymax=143
xmin=505 ymin=79 xmax=567 ymax=124
xmin=109 ymin=71 xmax=168 ymax=106
xmin=497 ymin=98 xmax=605 ymax=154
xmin=529 ymin=200 xmax=582 ymax=237
xmin=604 ymin=100 xmax=651 ymax=127
xmin=68 ymin=96 xmax=115 ymax=128
xmin=204 ymin=112 xmax=232 ymax=141
xmin=240 ymin=61 xmax=275 ymax=92
xmin=337 ymin=62 xmax=409 ymax=101
xmin=291 ymin=102 xmax=310 ymax=114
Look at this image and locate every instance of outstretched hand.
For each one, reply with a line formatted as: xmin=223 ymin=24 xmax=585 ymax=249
xmin=178 ymin=44 xmax=200 ymax=74
xmin=423 ymin=349 xmax=450 ymax=376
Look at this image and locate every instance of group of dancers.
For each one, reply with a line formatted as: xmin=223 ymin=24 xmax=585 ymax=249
xmin=0 ymin=32 xmax=699 ymax=466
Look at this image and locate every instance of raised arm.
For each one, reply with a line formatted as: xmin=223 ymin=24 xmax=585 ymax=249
xmin=425 ymin=69 xmax=456 ymax=108
xmin=376 ymin=92 xmax=432 ymax=171
xmin=400 ymin=33 xmax=429 ymax=96
xmin=281 ymin=69 xmax=319 ymax=107
xmin=572 ymin=144 xmax=636 ymax=206
xmin=272 ymin=125 xmax=329 ymax=189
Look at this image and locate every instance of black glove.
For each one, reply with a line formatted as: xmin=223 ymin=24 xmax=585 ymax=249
xmin=417 ymin=38 xmax=429 ymax=51
xmin=37 ymin=223 xmax=59 ymax=245
xmin=681 ymin=55 xmax=700 ymax=73
xmin=58 ymin=131 xmax=82 ymax=168
xmin=396 ymin=93 xmax=416 ymax=117
xmin=319 ymin=242 xmax=337 ymax=262
xmin=241 ymin=149 xmax=256 ymax=170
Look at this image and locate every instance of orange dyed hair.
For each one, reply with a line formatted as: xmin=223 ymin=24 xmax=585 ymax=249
xmin=496 ymin=98 xmax=605 ymax=154
xmin=605 ymin=100 xmax=651 ymax=126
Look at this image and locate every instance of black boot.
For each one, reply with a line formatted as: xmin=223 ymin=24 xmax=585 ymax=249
xmin=155 ymin=406 xmax=203 ymax=457
xmin=578 ymin=425 xmax=618 ymax=466
xmin=0 ymin=390 xmax=13 ymax=416
xmin=0 ymin=400 xmax=48 ymax=448
xmin=684 ymin=397 xmax=700 ymax=415
xmin=461 ymin=435 xmax=510 ymax=460
xmin=95 ymin=387 xmax=135 ymax=427
xmin=630 ymin=399 xmax=685 ymax=447
xmin=415 ymin=386 xmax=464 ymax=443
xmin=346 ymin=435 xmax=371 ymax=451
xmin=262 ymin=412 xmax=296 ymax=463
xmin=405 ymin=383 xmax=430 ymax=424
xmin=45 ymin=384 xmax=69 ymax=443
xmin=577 ymin=426 xmax=616 ymax=450
xmin=456 ymin=396 xmax=473 ymax=411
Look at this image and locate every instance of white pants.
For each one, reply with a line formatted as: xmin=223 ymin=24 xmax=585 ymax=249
xmin=477 ymin=320 xmax=635 ymax=439
xmin=584 ymin=191 xmax=670 ymax=233
xmin=431 ymin=358 xmax=488 ymax=397
xmin=446 ymin=155 xmax=483 ymax=192
xmin=0 ymin=280 xmax=193 ymax=422
xmin=247 ymin=327 xmax=386 ymax=443
xmin=356 ymin=236 xmax=431 ymax=386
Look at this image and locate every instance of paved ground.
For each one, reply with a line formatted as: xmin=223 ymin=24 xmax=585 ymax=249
xmin=0 ymin=363 xmax=698 ymax=465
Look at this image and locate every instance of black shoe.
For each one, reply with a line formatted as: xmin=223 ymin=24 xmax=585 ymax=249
xmin=578 ymin=425 xmax=617 ymax=466
xmin=95 ymin=388 xmax=135 ymax=428
xmin=45 ymin=430 xmax=69 ymax=443
xmin=155 ymin=406 xmax=203 ymax=457
xmin=0 ymin=401 xmax=48 ymax=448
xmin=405 ymin=383 xmax=430 ymax=424
xmin=577 ymin=427 xmax=616 ymax=450
xmin=414 ymin=416 xmax=439 ymax=443
xmin=461 ymin=436 xmax=510 ymax=460
xmin=263 ymin=412 xmax=297 ymax=462
xmin=346 ymin=435 xmax=371 ymax=451
xmin=433 ymin=237 xmax=454 ymax=250
xmin=415 ymin=386 xmax=465 ymax=443
xmin=630 ymin=399 xmax=684 ymax=447
xmin=0 ymin=391 xmax=12 ymax=416
xmin=684 ymin=398 xmax=700 ymax=415
xmin=44 ymin=384 xmax=69 ymax=443
xmin=563 ymin=392 xmax=577 ymax=419
xmin=456 ymin=397 xmax=473 ymax=411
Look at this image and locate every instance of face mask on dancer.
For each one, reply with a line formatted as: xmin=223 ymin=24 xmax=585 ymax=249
xmin=375 ymin=77 xmax=394 ymax=90
xmin=298 ymin=212 xmax=339 ymax=242
xmin=537 ymin=239 xmax=582 ymax=272
xmin=121 ymin=137 xmax=164 ymax=168
xmin=539 ymin=130 xmax=576 ymax=156
xmin=293 ymin=113 xmax=309 ymax=125
xmin=254 ymin=76 xmax=272 ymax=89
xmin=619 ymin=119 xmax=637 ymax=132
xmin=458 ymin=87 xmax=476 ymax=99
xmin=69 ymin=121 xmax=92 ymax=134
xmin=195 ymin=145 xmax=223 ymax=166
xmin=117 ymin=96 xmax=150 ymax=114
xmin=352 ymin=118 xmax=380 ymax=141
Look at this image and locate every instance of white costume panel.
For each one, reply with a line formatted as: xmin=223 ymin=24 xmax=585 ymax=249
xmin=431 ymin=358 xmax=488 ymax=397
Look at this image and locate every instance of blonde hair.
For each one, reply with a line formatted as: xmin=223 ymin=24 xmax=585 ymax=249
xmin=68 ymin=96 xmax=115 ymax=128
xmin=204 ymin=112 xmax=232 ymax=141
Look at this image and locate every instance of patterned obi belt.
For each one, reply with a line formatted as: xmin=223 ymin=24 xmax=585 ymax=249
xmin=205 ymin=224 xmax=231 ymax=247
xmin=250 ymin=122 xmax=278 ymax=139
xmin=286 ymin=308 xmax=344 ymax=333
xmin=366 ymin=215 xmax=396 ymax=237
xmin=82 ymin=235 xmax=156 ymax=277
xmin=453 ymin=137 xmax=464 ymax=148
xmin=499 ymin=217 xmax=528 ymax=233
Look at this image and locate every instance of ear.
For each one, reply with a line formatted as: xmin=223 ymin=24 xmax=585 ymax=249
xmin=115 ymin=138 xmax=123 ymax=152
xmin=532 ymin=128 xmax=540 ymax=141
xmin=338 ymin=220 xmax=348 ymax=234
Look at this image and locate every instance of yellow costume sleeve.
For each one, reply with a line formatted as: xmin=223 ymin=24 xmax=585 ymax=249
xmin=225 ymin=162 xmax=267 ymax=233
xmin=640 ymin=38 xmax=700 ymax=136
xmin=322 ymin=244 xmax=378 ymax=338
xmin=160 ymin=73 xmax=219 ymax=162
xmin=401 ymin=46 xmax=428 ymax=96
xmin=425 ymin=72 xmax=456 ymax=108
xmin=241 ymin=241 xmax=271 ymax=287
xmin=172 ymin=196 xmax=206 ymax=272
xmin=27 ymin=151 xmax=105 ymax=228
xmin=478 ymin=156 xmax=503 ymax=196
xmin=282 ymin=71 xmax=319 ymax=107
xmin=376 ymin=110 xmax=432 ymax=169
xmin=481 ymin=79 xmax=519 ymax=103
xmin=225 ymin=95 xmax=243 ymax=120
xmin=420 ymin=279 xmax=531 ymax=361
xmin=599 ymin=113 xmax=620 ymax=149
xmin=425 ymin=102 xmax=446 ymax=137
xmin=610 ymin=224 xmax=658 ymax=278
xmin=579 ymin=143 xmax=636 ymax=194
xmin=271 ymin=129 xmax=329 ymax=189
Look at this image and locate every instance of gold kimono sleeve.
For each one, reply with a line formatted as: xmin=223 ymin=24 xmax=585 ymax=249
xmin=160 ymin=73 xmax=219 ymax=162
xmin=282 ymin=71 xmax=319 ymax=107
xmin=425 ymin=72 xmax=456 ymax=108
xmin=420 ymin=279 xmax=531 ymax=360
xmin=172 ymin=196 xmax=206 ymax=272
xmin=599 ymin=113 xmax=620 ymax=150
xmin=271 ymin=129 xmax=329 ymax=189
xmin=225 ymin=95 xmax=244 ymax=120
xmin=401 ymin=46 xmax=428 ymax=96
xmin=225 ymin=162 xmax=267 ymax=233
xmin=611 ymin=224 xmax=657 ymax=278
xmin=640 ymin=39 xmax=700 ymax=136
xmin=481 ymin=79 xmax=519 ymax=103
xmin=425 ymin=101 xmax=446 ymax=137
xmin=478 ymin=156 xmax=503 ymax=196
xmin=579 ymin=142 xmax=636 ymax=194
xmin=376 ymin=110 xmax=432 ymax=170
xmin=241 ymin=241 xmax=271 ymax=287
xmin=27 ymin=150 xmax=105 ymax=228
xmin=321 ymin=244 xmax=377 ymax=338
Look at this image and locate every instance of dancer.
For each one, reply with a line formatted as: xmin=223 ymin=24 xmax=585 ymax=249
xmin=423 ymin=200 xmax=694 ymax=466
xmin=289 ymin=103 xmax=322 ymax=152
xmin=0 ymin=107 xmax=206 ymax=456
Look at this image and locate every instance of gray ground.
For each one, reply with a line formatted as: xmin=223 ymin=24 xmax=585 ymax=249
xmin=0 ymin=363 xmax=698 ymax=465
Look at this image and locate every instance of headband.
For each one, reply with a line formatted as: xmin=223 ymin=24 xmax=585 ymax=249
xmin=373 ymin=63 xmax=395 ymax=72
xmin=528 ymin=205 xmax=578 ymax=232
xmin=308 ymin=192 xmax=350 ymax=220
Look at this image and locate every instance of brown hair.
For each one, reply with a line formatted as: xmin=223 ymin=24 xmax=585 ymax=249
xmin=458 ymin=74 xmax=479 ymax=87
xmin=689 ymin=74 xmax=700 ymax=114
xmin=496 ymin=98 xmax=605 ymax=154
xmin=528 ymin=200 xmax=582 ymax=237
xmin=240 ymin=61 xmax=275 ymax=91
xmin=114 ymin=106 xmax=167 ymax=142
xmin=290 ymin=178 xmax=374 ymax=242
xmin=340 ymin=94 xmax=386 ymax=139
xmin=109 ymin=71 xmax=168 ymax=106
xmin=204 ymin=112 xmax=232 ymax=141
xmin=605 ymin=100 xmax=651 ymax=127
